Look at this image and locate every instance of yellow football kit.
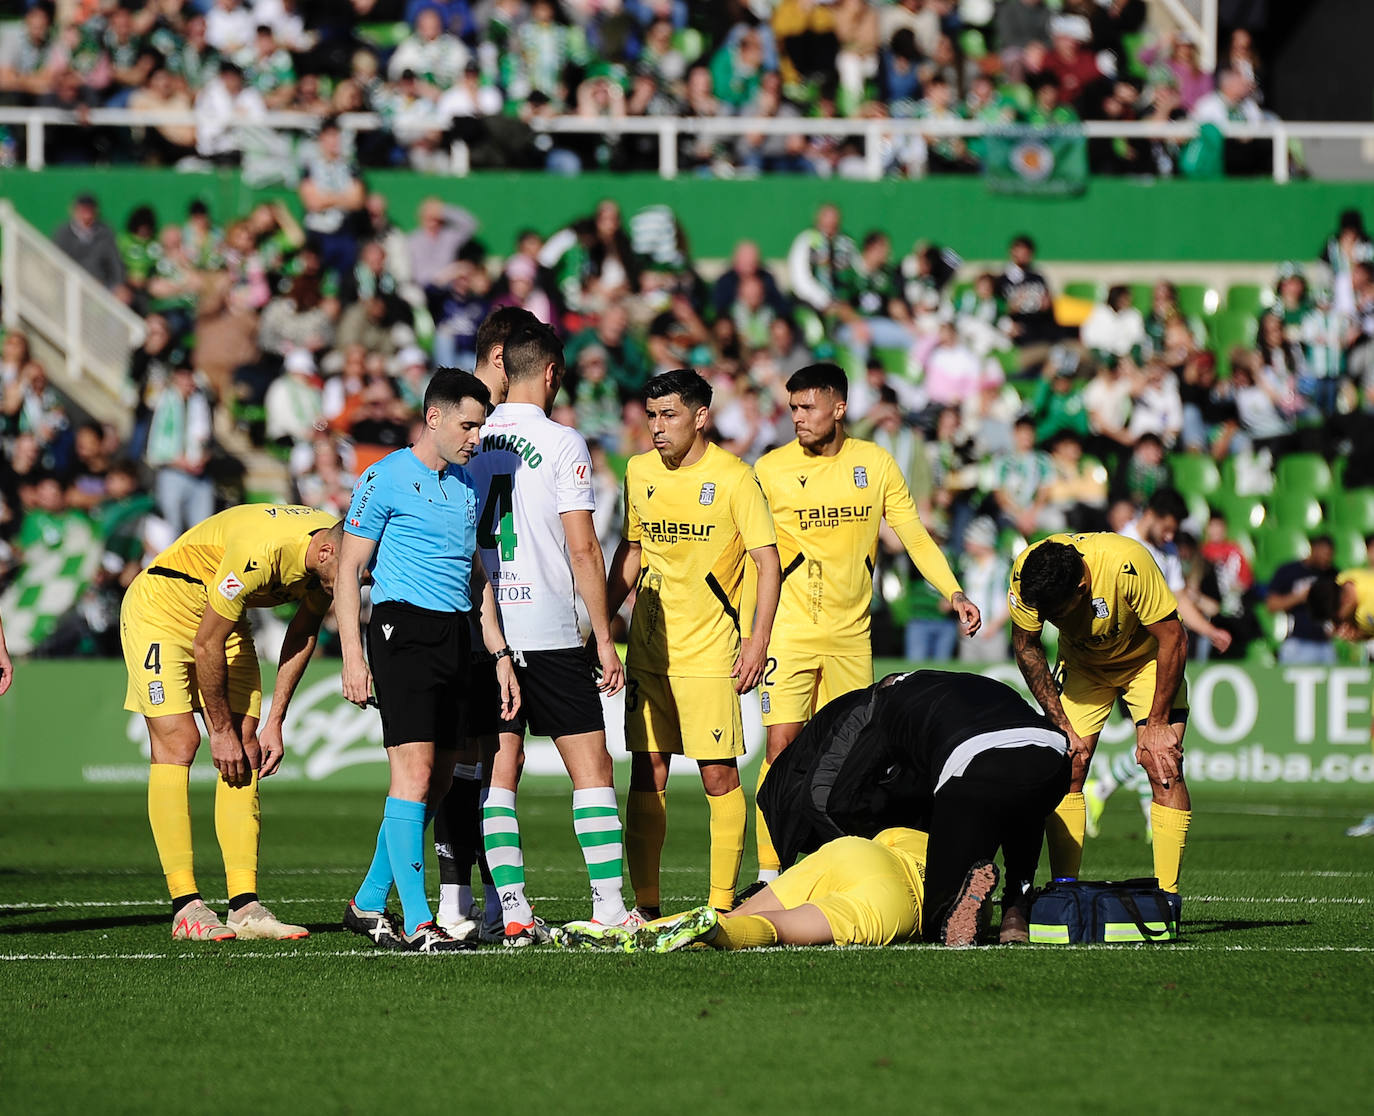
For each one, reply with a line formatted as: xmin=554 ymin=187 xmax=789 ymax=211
xmin=623 ymin=442 xmax=775 ymax=759
xmin=754 ymin=437 xmax=960 ymax=726
xmin=769 ymin=828 xmax=928 ymax=945
xmin=1337 ymin=568 xmax=1374 ymax=639
xmin=121 ymin=504 xmax=336 ymax=718
xmin=1008 ymin=532 xmax=1189 ymax=739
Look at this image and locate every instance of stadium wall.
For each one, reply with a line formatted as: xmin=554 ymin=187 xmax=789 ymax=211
xmin=7 ymin=659 xmax=1372 ymax=790
xmin=1 ymin=170 xmax=1371 ymax=262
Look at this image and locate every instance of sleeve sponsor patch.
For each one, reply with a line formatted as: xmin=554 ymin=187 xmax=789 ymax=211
xmin=572 ymin=462 xmax=593 ymax=490
xmin=218 ymin=573 xmax=245 ymax=601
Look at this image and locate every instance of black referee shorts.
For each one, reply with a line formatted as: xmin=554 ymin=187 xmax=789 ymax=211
xmin=467 ymin=647 xmax=605 ymax=740
xmin=367 ymin=601 xmax=470 ymax=750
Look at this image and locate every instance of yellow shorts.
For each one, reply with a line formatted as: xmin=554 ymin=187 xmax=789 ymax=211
xmin=770 ymin=834 xmax=924 ymax=946
xmin=1057 ymin=655 xmax=1190 ymax=740
xmin=120 ymin=572 xmax=261 ymax=719
xmin=759 ymin=650 xmax=873 ymax=726
xmin=624 ymin=670 xmax=744 ymax=761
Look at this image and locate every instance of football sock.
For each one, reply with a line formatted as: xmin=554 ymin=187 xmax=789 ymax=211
xmin=228 ymin=892 xmax=257 ymax=913
xmin=626 ymin=789 xmax=667 ymax=909
xmin=711 ymin=913 xmax=778 ymax=951
xmin=437 ymin=764 xmax=483 ymax=921
xmin=754 ymin=759 xmax=780 ymax=881
xmin=1151 ymin=804 xmax=1191 ymax=893
xmin=354 ymin=818 xmax=393 ymax=912
xmin=1046 ymin=792 xmax=1087 ymax=880
xmin=148 ymin=763 xmax=197 ymax=901
xmin=572 ymin=786 xmax=628 ymax=924
xmin=481 ymin=787 xmax=532 ymax=928
xmin=706 ymin=785 xmax=747 ymax=912
xmin=382 ymin=796 xmax=431 ymax=935
xmin=214 ymin=770 xmax=260 ymax=900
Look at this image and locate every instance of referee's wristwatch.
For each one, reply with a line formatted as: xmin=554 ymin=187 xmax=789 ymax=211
xmin=493 ymin=647 xmax=515 ymax=663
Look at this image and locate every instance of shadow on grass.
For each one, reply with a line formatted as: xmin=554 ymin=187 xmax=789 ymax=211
xmin=1183 ymin=918 xmax=1312 ymax=936
xmin=0 ymin=911 xmax=166 ymax=934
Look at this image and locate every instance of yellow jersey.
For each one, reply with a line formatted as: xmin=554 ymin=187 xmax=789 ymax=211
xmin=755 ymin=436 xmax=959 ymax=655
xmin=1008 ymin=532 xmax=1178 ymax=668
xmin=144 ymin=503 xmax=336 ymax=630
xmin=1337 ymin=568 xmax=1374 ymax=639
xmin=624 ymin=442 xmax=776 ymax=677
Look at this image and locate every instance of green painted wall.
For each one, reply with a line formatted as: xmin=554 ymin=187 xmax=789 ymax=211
xmin=2 ymin=168 xmax=1372 ymax=261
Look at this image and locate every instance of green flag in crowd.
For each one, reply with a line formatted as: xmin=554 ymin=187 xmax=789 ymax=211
xmin=983 ymin=127 xmax=1088 ymax=196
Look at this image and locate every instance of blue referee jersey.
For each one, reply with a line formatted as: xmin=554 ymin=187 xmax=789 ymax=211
xmin=345 ymin=447 xmax=479 ymax=613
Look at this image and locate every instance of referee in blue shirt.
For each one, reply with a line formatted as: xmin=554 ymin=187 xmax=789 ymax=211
xmin=336 ymin=369 xmax=520 ymax=953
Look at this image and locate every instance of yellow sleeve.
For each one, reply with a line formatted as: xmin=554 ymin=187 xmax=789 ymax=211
xmin=731 ymin=468 xmax=777 ymax=552
xmin=1008 ymin=549 xmax=1043 ymax=633
xmin=622 ymin=470 xmax=641 ymax=543
xmin=877 ymin=449 xmax=920 ymax=531
xmin=1337 ymin=570 xmax=1357 ymax=590
xmin=892 ymin=517 xmax=961 ymax=602
xmin=1122 ymin=539 xmax=1179 ymax=625
xmin=206 ymin=541 xmax=274 ymax=622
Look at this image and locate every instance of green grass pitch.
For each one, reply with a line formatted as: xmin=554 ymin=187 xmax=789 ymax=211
xmin=4 ymin=780 xmax=1374 ymax=1114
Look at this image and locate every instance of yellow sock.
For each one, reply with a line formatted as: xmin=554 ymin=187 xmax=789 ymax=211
xmin=215 ymin=771 xmax=261 ymax=899
xmin=754 ymin=759 xmax=780 ymax=876
xmin=148 ymin=764 xmax=197 ymax=900
xmin=1046 ymin=792 xmax=1087 ymax=880
xmin=706 ymin=785 xmax=747 ymax=911
xmin=1150 ymin=803 xmax=1191 ymax=894
xmin=626 ymin=789 xmax=667 ymax=908
xmin=711 ymin=913 xmax=778 ymax=951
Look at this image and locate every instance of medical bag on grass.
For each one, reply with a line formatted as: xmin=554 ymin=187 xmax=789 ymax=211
xmin=1028 ymin=878 xmax=1182 ymax=943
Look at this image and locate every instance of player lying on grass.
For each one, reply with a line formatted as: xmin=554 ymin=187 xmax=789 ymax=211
xmin=120 ymin=505 xmax=344 ymax=941
xmin=552 ymin=829 xmax=999 ymax=950
xmin=758 ymin=670 xmax=1069 ymax=943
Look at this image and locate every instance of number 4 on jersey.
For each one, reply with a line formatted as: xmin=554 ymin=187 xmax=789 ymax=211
xmin=478 ymin=473 xmax=519 ymax=561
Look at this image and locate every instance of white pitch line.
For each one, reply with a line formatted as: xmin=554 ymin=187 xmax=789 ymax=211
xmin=0 ymin=896 xmax=706 ymax=910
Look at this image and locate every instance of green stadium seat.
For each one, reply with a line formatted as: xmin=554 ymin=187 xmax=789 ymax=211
xmin=1129 ymin=282 xmax=1155 ymax=313
xmin=1332 ymin=528 xmax=1368 ymax=571
xmin=1175 ymin=283 xmax=1221 ymax=318
xmin=673 ymin=27 xmax=706 ymax=63
xmin=1266 ymin=491 xmax=1324 ymax=532
xmin=1214 ymin=491 xmax=1267 ymax=533
xmin=1168 ymin=453 xmax=1221 ymax=499
xmin=1207 ymin=310 xmax=1258 ymax=356
xmin=1121 ymin=31 xmax=1149 ymax=79
xmin=1064 ymin=280 xmax=1103 ymax=302
xmin=1226 ymin=282 xmax=1273 ymax=317
xmin=874 ymin=346 xmax=909 ymax=379
xmin=1275 ymin=452 xmax=1333 ymax=499
xmin=994 ymin=349 xmax=1022 ymax=377
xmin=1329 ymin=488 xmax=1374 ymax=535
xmin=959 ymin=28 xmax=987 ymax=61
xmin=1252 ymin=526 xmax=1310 ymax=583
xmin=1254 ymin=601 xmax=1291 ymax=650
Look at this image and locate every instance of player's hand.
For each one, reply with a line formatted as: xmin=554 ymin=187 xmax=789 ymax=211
xmin=952 ymin=591 xmax=982 ymax=637
xmin=1208 ymin=626 xmax=1233 ymax=654
xmin=341 ymin=656 xmax=373 ymax=708
xmin=731 ymin=635 xmax=768 ymax=694
xmin=593 ymin=636 xmax=625 ymax=697
xmin=496 ymin=656 xmax=521 ymax=720
xmin=1136 ymin=722 xmax=1182 ymax=787
xmin=1065 ymin=728 xmax=1092 ymax=767
xmin=209 ymin=728 xmax=251 ymax=787
xmin=258 ymin=721 xmax=286 ymax=778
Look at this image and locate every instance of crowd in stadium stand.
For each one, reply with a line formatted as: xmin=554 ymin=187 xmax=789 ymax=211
xmin=0 ymin=0 xmax=1281 ymax=177
xmin=4 ymin=162 xmax=1374 ymax=663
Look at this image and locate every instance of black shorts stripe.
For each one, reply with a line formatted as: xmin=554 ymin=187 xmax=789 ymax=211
xmin=704 ymin=573 xmax=740 ymax=630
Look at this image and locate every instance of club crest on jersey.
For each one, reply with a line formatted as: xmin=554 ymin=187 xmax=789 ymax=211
xmin=466 ymin=494 xmax=477 ymax=525
xmin=699 ymin=482 xmax=716 ymax=505
xmin=1092 ymin=597 xmax=1109 ymax=619
xmin=853 ymin=466 xmax=869 ymax=489
xmin=148 ymin=681 xmax=165 ymax=705
xmin=761 ymin=692 xmax=771 ymax=714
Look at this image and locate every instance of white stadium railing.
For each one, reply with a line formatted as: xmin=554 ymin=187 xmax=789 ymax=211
xmin=0 ymin=106 xmax=1371 ymax=183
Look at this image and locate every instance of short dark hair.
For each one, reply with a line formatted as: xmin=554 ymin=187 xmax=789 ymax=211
xmin=424 ymin=368 xmax=491 ymax=414
xmin=1019 ymin=541 xmax=1085 ymax=617
xmin=1146 ymin=487 xmax=1188 ymax=522
xmin=1307 ymin=573 xmax=1342 ymax=624
xmin=1012 ymin=234 xmax=1036 ymax=253
xmin=503 ymin=322 xmax=564 ymax=384
xmin=475 ymin=306 xmax=540 ymax=367
xmin=1310 ymin=534 xmax=1334 ymax=550
xmin=319 ymin=114 xmax=342 ymax=135
xmin=645 ymin=369 xmax=711 ymax=412
xmin=786 ymin=362 xmax=849 ymax=401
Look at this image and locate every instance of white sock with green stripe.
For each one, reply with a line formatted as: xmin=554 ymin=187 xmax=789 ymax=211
xmin=481 ymin=787 xmax=532 ymax=929
xmin=573 ymin=786 xmax=628 ymax=925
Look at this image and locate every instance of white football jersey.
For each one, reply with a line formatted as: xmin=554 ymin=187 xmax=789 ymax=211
xmin=467 ymin=402 xmax=596 ymax=650
xmin=1119 ymin=519 xmax=1184 ymax=593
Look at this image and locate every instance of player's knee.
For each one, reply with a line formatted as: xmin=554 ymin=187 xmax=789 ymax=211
xmin=699 ymin=760 xmax=740 ymax=796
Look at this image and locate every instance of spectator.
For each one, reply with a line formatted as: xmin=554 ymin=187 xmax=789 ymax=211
xmin=995 ymin=0 xmax=1051 ymax=79
xmin=999 ymin=234 xmax=1057 ymax=347
xmin=1139 ymin=31 xmax=1212 ymax=113
xmin=259 ymin=265 xmax=337 ymax=361
xmin=788 ymin=202 xmax=859 ymax=316
xmin=833 ymin=0 xmax=880 ymax=110
xmin=1178 ymin=352 xmax=1239 ymax=458
xmin=736 ymin=70 xmax=809 ymax=174
xmin=388 ymin=6 xmax=468 ymax=89
xmin=0 ymin=2 xmax=58 ymax=102
xmin=1041 ymin=430 xmax=1107 ymax=533
xmin=646 ymin=290 xmax=711 ymax=372
xmin=264 ymin=349 xmax=325 ymax=448
xmin=1113 ymin=431 xmax=1169 ymax=505
xmin=438 ymin=60 xmax=503 ymax=121
xmin=428 ymin=256 xmax=491 ymax=369
xmin=291 ymin=432 xmax=355 ymax=517
xmin=1191 ymin=68 xmax=1265 ymax=177
xmin=921 ymin=319 xmax=983 ymax=407
xmin=712 ymin=239 xmax=789 ymax=322
xmin=711 ymin=24 xmax=768 ymax=110
xmin=1266 ymin=536 xmax=1337 ymax=666
xmin=161 ymin=12 xmax=222 ymax=94
xmin=1227 ymin=349 xmax=1298 ymax=457
xmin=336 ymin=292 xmax=402 ymax=360
xmin=1082 ymin=354 xmax=1134 ymax=458
xmin=1320 ymin=208 xmax=1372 ymax=320
xmin=1126 ymin=357 xmax=1183 ymax=447
xmin=1031 ymin=354 xmax=1091 ymax=445
xmin=299 ymin=116 xmax=366 ymax=278
xmin=52 ymin=194 xmax=125 ymax=293
xmin=956 ymin=515 xmax=1011 ymax=663
xmin=834 ymin=230 xmax=916 ymax=365
xmin=194 ymin=62 xmax=266 ymax=161
xmin=911 ymin=75 xmax=978 ymax=174
xmin=1199 ymin=511 xmax=1258 ymax=655
xmin=143 ymin=225 xmax=206 ymax=344
xmin=1081 ymin=285 xmax=1146 ymax=359
xmin=145 ymin=364 xmax=214 ymax=536
xmin=239 ymin=24 xmax=297 ymax=110
xmin=987 ymin=415 xmax=1055 ymax=537
xmin=129 ymin=67 xmax=197 ymax=163
xmin=206 ymin=0 xmax=256 ymax=55
xmin=774 ymin=0 xmax=839 ymax=89
xmin=345 ymin=374 xmax=413 ymax=467
xmin=1299 ymin=285 xmax=1347 ymax=417
xmin=565 ymin=303 xmax=651 ymax=400
xmin=407 ymin=198 xmax=479 ymax=291
xmin=1044 ymin=14 xmax=1100 ymax=109
xmin=117 ymin=206 xmax=158 ymax=309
